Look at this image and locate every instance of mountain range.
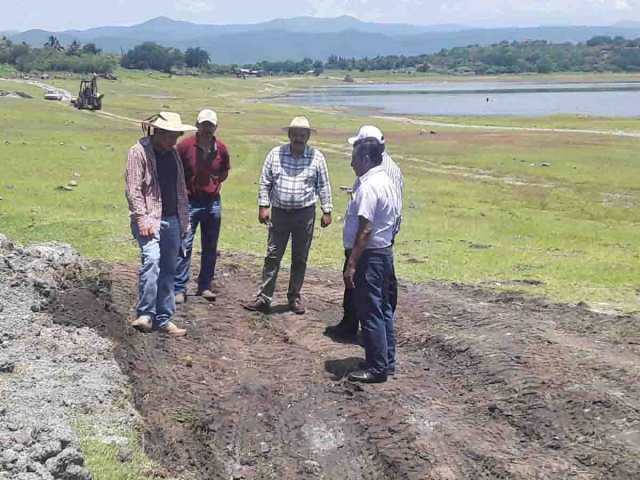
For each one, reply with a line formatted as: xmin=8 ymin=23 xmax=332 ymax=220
xmin=8 ymin=16 xmax=640 ymax=64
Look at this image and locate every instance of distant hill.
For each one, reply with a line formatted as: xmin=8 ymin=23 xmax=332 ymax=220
xmin=10 ymin=16 xmax=640 ymax=64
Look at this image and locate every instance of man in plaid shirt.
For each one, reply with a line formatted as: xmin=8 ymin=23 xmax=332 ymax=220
xmin=244 ymin=117 xmax=333 ymax=314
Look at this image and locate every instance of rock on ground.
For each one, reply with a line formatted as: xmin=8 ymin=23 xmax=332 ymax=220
xmin=0 ymin=233 xmax=139 ymax=479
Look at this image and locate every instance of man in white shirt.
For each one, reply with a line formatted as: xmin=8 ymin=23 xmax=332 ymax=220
xmin=343 ymin=138 xmax=399 ymax=384
xmin=326 ymin=126 xmax=404 ymax=340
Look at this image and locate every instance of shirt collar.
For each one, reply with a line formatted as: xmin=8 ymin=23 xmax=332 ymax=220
xmin=360 ymin=165 xmax=384 ymax=183
xmin=283 ymin=143 xmax=311 ymax=159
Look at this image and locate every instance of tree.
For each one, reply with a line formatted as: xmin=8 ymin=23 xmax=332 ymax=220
xmin=121 ymin=42 xmax=185 ymax=74
xmin=313 ymin=60 xmax=324 ymax=76
xmin=66 ymin=40 xmax=81 ymax=57
xmin=185 ymin=47 xmax=210 ymax=68
xmin=81 ymin=43 xmax=101 ymax=56
xmin=44 ymin=36 xmax=63 ymax=51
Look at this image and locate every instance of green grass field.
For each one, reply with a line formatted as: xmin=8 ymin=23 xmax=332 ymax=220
xmin=1 ymin=68 xmax=640 ymax=313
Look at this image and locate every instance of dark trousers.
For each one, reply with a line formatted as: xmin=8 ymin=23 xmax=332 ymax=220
xmin=354 ymin=248 xmax=396 ymax=376
xmin=175 ymin=195 xmax=222 ymax=294
xmin=341 ymin=249 xmax=398 ymax=334
xmin=257 ymin=205 xmax=315 ymax=304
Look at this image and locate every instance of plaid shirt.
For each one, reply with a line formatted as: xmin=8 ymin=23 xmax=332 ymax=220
xmin=259 ymin=144 xmax=333 ymax=213
xmin=125 ymin=136 xmax=190 ymax=236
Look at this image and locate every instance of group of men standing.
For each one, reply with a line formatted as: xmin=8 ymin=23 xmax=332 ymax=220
xmin=125 ymin=111 xmax=403 ymax=384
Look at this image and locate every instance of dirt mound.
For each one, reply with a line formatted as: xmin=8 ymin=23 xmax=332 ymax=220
xmin=50 ymin=252 xmax=640 ymax=480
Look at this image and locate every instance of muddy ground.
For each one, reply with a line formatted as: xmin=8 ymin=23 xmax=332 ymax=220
xmin=50 ymin=252 xmax=640 ymax=480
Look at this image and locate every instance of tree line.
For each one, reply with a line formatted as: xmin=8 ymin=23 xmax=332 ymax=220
xmin=4 ymin=35 xmax=640 ymax=75
xmin=0 ymin=36 xmax=117 ymax=74
xmin=325 ymin=36 xmax=640 ymax=74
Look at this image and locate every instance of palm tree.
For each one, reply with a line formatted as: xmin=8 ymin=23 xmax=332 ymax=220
xmin=66 ymin=40 xmax=81 ymax=56
xmin=44 ymin=35 xmax=63 ymax=51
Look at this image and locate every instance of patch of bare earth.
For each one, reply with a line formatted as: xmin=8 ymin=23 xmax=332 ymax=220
xmin=50 ymin=253 xmax=640 ymax=479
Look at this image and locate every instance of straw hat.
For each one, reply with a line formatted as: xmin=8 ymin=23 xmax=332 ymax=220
xmin=142 ymin=112 xmax=197 ymax=133
xmin=282 ymin=116 xmax=317 ymax=133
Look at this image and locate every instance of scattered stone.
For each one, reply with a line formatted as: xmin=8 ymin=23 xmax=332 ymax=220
xmin=0 ymin=196 xmax=4 ymax=201
xmin=115 ymin=447 xmax=133 ymax=463
xmin=258 ymin=442 xmax=270 ymax=454
xmin=45 ymin=448 xmax=84 ymax=476
xmin=57 ymin=186 xmax=74 ymax=192
xmin=59 ymin=143 xmax=65 ymax=146
xmin=31 ymin=439 xmax=63 ymax=462
xmin=79 ymin=146 xmax=86 ymax=151
xmin=12 ymin=430 xmax=32 ymax=446
xmin=1 ymin=449 xmax=18 ymax=466
xmin=0 ymin=361 xmax=15 ymax=373
xmin=73 ymin=172 xmax=81 ymax=178
xmin=0 ymin=304 xmax=3 ymax=313
xmin=409 ymin=203 xmax=416 ymax=209
xmin=300 ymin=459 xmax=321 ymax=475
xmin=3 ymin=184 xmax=12 ymax=189
xmin=61 ymin=464 xmax=92 ymax=480
xmin=68 ymin=181 xmax=78 ymax=187
xmin=469 ymin=243 xmax=491 ymax=249
xmin=31 ymin=303 xmax=41 ymax=313
xmin=4 ymin=140 xmax=10 ymax=145
xmin=541 ymin=162 xmax=550 ymax=167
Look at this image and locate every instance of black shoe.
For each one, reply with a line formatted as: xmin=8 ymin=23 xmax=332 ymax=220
xmin=348 ymin=370 xmax=387 ymax=384
xmin=359 ymin=361 xmax=395 ymax=376
xmin=325 ymin=324 xmax=357 ymax=339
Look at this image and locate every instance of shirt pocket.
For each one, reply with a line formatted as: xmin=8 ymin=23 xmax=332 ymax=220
xmin=303 ymin=166 xmax=317 ymax=186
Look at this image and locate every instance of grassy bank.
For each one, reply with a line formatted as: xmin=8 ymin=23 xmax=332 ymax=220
xmin=1 ymin=68 xmax=639 ymax=311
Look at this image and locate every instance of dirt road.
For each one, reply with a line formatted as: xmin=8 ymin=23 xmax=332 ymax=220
xmin=49 ymin=252 xmax=640 ymax=480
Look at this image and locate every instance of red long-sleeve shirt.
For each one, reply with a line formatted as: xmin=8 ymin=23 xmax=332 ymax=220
xmin=177 ymin=135 xmax=230 ymax=197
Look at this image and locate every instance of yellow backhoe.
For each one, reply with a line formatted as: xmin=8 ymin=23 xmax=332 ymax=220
xmin=71 ymin=76 xmax=104 ymax=110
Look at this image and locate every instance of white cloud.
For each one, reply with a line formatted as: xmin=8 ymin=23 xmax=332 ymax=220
xmin=175 ymin=0 xmax=215 ymax=13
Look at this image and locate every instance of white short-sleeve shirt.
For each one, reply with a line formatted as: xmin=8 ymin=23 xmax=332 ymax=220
xmin=343 ymin=166 xmax=399 ymax=250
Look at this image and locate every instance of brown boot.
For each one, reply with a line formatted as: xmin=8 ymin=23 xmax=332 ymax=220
xmin=196 ymin=289 xmax=216 ymax=301
xmin=175 ymin=293 xmax=185 ymax=305
xmin=131 ymin=316 xmax=152 ymax=333
xmin=289 ymin=298 xmax=306 ymax=315
xmin=158 ymin=322 xmax=187 ymax=337
xmin=243 ymin=298 xmax=270 ymax=313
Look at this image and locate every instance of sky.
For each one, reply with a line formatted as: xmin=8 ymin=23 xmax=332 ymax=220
xmin=1 ymin=0 xmax=639 ymax=32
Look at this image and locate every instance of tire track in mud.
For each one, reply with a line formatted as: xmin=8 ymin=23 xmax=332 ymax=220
xmin=50 ymin=253 xmax=640 ymax=479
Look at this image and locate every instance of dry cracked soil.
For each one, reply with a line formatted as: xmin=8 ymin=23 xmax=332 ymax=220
xmin=50 ymin=252 xmax=640 ymax=480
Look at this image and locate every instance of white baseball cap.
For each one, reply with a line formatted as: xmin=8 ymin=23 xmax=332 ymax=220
xmin=197 ymin=109 xmax=218 ymax=126
xmin=348 ymin=125 xmax=385 ymax=145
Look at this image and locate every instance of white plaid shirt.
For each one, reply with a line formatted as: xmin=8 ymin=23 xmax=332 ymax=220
xmin=259 ymin=144 xmax=333 ymax=213
xmin=382 ymin=152 xmax=404 ymax=234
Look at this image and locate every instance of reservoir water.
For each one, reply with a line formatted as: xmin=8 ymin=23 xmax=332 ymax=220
xmin=281 ymin=81 xmax=640 ymax=117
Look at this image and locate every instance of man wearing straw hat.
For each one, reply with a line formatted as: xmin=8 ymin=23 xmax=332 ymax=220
xmin=244 ymin=116 xmax=333 ymax=315
xmin=125 ymin=111 xmax=196 ymax=336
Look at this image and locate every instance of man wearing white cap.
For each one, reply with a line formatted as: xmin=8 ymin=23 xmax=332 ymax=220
xmin=174 ymin=109 xmax=231 ymax=303
xmin=325 ymin=125 xmax=404 ymax=342
xmin=125 ymin=112 xmax=196 ymax=336
xmin=244 ymin=116 xmax=333 ymax=314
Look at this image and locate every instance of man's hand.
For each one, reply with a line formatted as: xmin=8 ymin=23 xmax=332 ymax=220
xmin=343 ymin=263 xmax=356 ymax=290
xmin=320 ymin=212 xmax=332 ymax=228
xmin=139 ymin=224 xmax=155 ymax=238
xmin=259 ymin=206 xmax=271 ymax=225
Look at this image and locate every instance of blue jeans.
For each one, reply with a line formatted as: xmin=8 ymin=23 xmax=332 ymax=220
xmin=132 ymin=216 xmax=181 ymax=329
xmin=175 ymin=196 xmax=222 ymax=294
xmin=354 ymin=248 xmax=396 ymax=376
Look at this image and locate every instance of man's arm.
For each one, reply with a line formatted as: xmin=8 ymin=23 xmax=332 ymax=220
xmin=125 ymin=146 xmax=153 ymax=235
xmin=258 ymin=149 xmax=275 ymax=224
xmin=215 ymin=143 xmax=230 ymax=183
xmin=316 ymin=153 xmax=333 ymax=214
xmin=344 ymin=216 xmax=373 ymax=289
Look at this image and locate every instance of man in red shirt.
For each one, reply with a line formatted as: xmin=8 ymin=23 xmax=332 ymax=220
xmin=174 ymin=109 xmax=230 ymax=303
